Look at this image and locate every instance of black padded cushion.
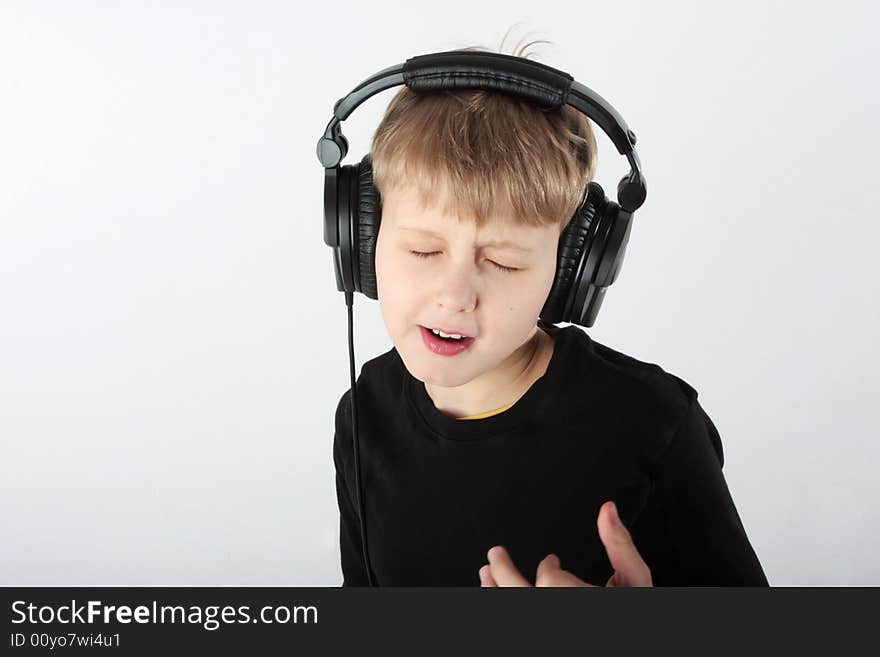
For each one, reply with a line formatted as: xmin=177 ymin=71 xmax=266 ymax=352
xmin=356 ymin=153 xmax=381 ymax=299
xmin=540 ymin=182 xmax=607 ymax=324
xmin=403 ymin=51 xmax=573 ymax=110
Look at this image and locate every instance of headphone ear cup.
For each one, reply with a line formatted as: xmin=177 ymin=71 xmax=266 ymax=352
xmin=540 ymin=182 xmax=605 ymax=325
xmin=566 ymin=197 xmax=618 ymax=327
xmin=355 ymin=153 xmax=381 ymax=300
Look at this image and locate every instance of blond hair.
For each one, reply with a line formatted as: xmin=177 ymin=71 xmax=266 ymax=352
xmin=370 ymin=40 xmax=598 ymax=232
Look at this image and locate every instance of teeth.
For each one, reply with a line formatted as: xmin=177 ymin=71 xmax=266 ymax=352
xmin=431 ymin=328 xmax=464 ymax=340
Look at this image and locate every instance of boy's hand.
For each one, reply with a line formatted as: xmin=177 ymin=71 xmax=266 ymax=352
xmin=478 ymin=501 xmax=653 ymax=587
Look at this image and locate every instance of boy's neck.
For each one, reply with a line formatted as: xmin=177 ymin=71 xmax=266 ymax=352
xmin=423 ymin=327 xmax=555 ymax=420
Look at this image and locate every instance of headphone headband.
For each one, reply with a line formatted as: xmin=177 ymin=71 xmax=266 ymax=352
xmin=316 ymin=51 xmax=646 ymax=213
xmin=404 ymin=51 xmax=572 ymax=108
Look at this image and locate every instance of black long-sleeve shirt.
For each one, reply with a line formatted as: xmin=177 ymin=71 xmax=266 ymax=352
xmin=333 ymin=322 xmax=769 ymax=586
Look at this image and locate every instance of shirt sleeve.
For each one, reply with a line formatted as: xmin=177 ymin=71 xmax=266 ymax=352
xmin=333 ymin=390 xmax=371 ymax=587
xmin=630 ymin=395 xmax=770 ymax=586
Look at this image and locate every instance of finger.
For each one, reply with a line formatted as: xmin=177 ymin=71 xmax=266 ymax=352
xmin=535 ymin=555 xmax=596 ymax=587
xmin=597 ymin=501 xmax=653 ymax=587
xmin=479 ymin=564 xmax=497 ymax=587
xmin=487 ymin=546 xmax=532 ymax=587
xmin=537 ymin=569 xmax=596 ymax=587
xmin=535 ymin=553 xmax=560 ymax=583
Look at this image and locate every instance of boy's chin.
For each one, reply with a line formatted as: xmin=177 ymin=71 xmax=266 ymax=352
xmin=409 ymin=357 xmax=483 ymax=390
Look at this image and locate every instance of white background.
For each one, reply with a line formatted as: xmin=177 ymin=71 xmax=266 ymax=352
xmin=1 ymin=0 xmax=877 ymax=585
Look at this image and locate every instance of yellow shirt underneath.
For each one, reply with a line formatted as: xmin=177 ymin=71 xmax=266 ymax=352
xmin=457 ymin=402 xmax=515 ymax=420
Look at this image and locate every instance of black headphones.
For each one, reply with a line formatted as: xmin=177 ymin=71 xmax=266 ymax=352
xmin=317 ymin=51 xmax=647 ymax=586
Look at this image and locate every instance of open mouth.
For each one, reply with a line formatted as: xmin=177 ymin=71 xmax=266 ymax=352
xmin=419 ymin=325 xmax=476 ymax=356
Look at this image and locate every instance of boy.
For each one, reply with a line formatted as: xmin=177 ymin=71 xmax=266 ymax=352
xmin=332 ymin=48 xmax=769 ymax=587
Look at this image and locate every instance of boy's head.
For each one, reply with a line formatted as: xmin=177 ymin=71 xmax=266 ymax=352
xmin=371 ymin=47 xmax=598 ymax=392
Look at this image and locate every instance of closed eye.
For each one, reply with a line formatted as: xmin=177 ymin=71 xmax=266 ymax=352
xmin=409 ymin=250 xmax=520 ymax=273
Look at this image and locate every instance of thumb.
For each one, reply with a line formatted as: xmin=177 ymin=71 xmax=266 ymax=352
xmin=597 ymin=501 xmax=652 ymax=587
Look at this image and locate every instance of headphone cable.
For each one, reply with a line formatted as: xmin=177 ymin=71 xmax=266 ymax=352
xmin=344 ymin=289 xmax=375 ymax=587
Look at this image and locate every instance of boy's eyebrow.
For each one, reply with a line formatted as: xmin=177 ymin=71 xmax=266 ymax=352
xmin=396 ymin=226 xmax=534 ymax=252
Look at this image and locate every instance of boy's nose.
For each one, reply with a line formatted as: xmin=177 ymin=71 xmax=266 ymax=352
xmin=433 ymin=264 xmax=478 ymax=314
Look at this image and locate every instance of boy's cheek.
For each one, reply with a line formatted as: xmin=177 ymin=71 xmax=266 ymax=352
xmin=376 ymin=250 xmax=410 ymax=279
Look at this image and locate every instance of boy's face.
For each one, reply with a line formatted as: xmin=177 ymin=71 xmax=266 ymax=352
xmin=375 ymin=183 xmax=561 ymax=390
